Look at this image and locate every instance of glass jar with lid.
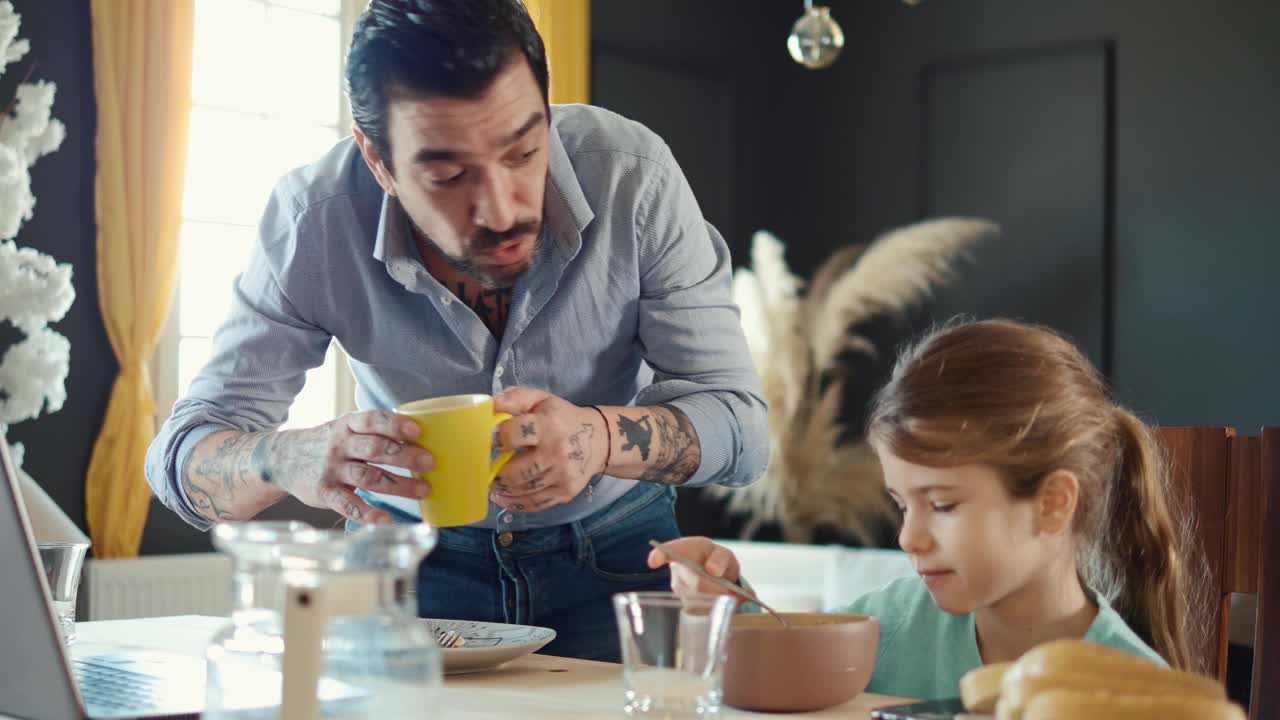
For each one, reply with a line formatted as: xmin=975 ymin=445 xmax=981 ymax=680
xmin=204 ymin=521 xmax=441 ymax=719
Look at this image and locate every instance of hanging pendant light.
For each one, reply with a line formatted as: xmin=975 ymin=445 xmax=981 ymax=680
xmin=787 ymin=0 xmax=845 ymax=70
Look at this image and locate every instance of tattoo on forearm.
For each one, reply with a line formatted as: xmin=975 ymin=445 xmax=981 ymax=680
xmin=182 ymin=432 xmax=260 ymax=522
xmin=566 ymin=423 xmax=594 ymax=475
xmin=637 ymin=405 xmax=701 ymax=485
xmin=617 ymin=415 xmax=653 ymax=461
xmin=182 ymin=428 xmax=329 ymax=523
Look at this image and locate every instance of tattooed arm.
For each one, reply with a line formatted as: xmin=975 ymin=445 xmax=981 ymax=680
xmin=179 ymin=410 xmax=434 ymax=525
xmin=598 ymin=404 xmax=701 ymax=485
xmin=491 ymin=388 xmax=703 ymax=512
xmin=179 ymin=430 xmax=286 ymax=523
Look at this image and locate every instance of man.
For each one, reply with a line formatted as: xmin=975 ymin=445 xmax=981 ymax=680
xmin=145 ymin=0 xmax=766 ymax=662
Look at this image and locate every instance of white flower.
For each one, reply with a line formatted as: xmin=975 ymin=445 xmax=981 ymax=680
xmin=0 ymin=144 xmax=33 ymax=240
xmin=0 ymin=239 xmax=74 ymax=331
xmin=0 ymin=327 xmax=70 ymax=425
xmin=0 ymin=2 xmax=26 ymax=72
xmin=0 ymin=1 xmax=72 ymax=474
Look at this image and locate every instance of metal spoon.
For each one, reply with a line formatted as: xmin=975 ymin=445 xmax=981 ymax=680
xmin=649 ymin=539 xmax=790 ymax=628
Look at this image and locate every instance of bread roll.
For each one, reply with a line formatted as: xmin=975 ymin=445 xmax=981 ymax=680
xmin=995 ymin=639 xmax=1225 ymax=720
xmin=1022 ymin=688 xmax=1245 ymax=720
xmin=1006 ymin=639 xmax=1223 ymax=700
xmin=960 ymin=661 xmax=1012 ymax=713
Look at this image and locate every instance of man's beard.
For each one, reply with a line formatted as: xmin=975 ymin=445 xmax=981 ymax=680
xmin=414 ymin=219 xmax=541 ymax=289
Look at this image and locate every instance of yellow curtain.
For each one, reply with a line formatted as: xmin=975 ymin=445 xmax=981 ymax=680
xmin=525 ymin=0 xmax=591 ymax=104
xmin=86 ymin=1 xmax=194 ymax=558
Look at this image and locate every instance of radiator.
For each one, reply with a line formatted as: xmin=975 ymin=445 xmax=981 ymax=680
xmin=85 ymin=552 xmax=233 ymax=620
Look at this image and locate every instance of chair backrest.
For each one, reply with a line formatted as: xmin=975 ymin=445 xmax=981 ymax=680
xmin=1154 ymin=426 xmax=1233 ymax=677
xmin=1248 ymin=428 xmax=1277 ymax=720
xmin=1156 ymin=426 xmax=1277 ymax=720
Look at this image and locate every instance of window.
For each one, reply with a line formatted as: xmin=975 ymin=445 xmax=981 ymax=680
xmin=154 ymin=0 xmax=363 ymax=431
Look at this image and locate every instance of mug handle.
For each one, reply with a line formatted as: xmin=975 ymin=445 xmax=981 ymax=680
xmin=488 ymin=412 xmax=514 ymax=480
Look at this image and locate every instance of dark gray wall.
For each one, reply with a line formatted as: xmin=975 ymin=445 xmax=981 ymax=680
xmin=594 ymin=0 xmax=1280 ymax=434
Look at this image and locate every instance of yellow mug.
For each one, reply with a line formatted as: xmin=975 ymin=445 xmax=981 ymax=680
xmin=395 ymin=394 xmax=513 ymax=527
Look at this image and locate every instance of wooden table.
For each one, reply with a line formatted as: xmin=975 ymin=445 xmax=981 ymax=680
xmin=76 ymin=616 xmax=911 ymax=718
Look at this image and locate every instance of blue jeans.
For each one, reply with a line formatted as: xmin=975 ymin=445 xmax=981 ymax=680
xmin=356 ymin=482 xmax=678 ymax=662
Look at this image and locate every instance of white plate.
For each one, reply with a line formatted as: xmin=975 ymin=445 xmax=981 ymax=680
xmin=424 ymin=618 xmax=557 ymax=674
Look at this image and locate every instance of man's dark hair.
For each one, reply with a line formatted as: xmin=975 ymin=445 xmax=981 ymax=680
xmin=345 ymin=0 xmax=550 ymax=169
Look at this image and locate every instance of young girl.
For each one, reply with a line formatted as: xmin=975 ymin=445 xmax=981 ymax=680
xmin=649 ymin=319 xmax=1207 ymax=699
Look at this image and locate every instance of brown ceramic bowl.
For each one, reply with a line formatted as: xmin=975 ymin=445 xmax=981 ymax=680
xmin=721 ymin=612 xmax=879 ymax=713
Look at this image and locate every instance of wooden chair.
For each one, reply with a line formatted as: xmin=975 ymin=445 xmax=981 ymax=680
xmin=1156 ymin=426 xmax=1276 ymax=720
xmin=1246 ymin=428 xmax=1278 ymax=720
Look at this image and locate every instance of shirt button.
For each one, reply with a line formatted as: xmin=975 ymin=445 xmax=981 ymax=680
xmin=495 ymin=365 xmax=505 ymax=378
xmin=498 ymin=531 xmax=514 ymax=547
xmin=441 ymin=295 xmax=452 ymax=305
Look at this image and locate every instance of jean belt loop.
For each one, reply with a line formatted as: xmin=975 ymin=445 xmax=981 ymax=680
xmin=569 ymin=519 xmax=592 ymax=567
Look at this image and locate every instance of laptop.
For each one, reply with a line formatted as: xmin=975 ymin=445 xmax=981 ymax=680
xmin=0 ymin=436 xmax=203 ymax=720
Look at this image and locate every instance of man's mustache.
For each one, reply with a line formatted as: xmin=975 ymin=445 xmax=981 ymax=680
xmin=471 ymin=220 xmax=540 ymax=252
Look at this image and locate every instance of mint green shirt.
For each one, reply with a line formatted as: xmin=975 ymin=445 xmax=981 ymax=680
xmin=841 ymin=577 xmax=1166 ymax=699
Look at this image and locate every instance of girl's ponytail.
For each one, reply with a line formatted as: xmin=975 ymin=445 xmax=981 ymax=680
xmin=1106 ymin=408 xmax=1202 ymax=671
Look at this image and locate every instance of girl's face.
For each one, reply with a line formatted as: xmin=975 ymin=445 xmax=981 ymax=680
xmin=881 ymin=451 xmax=1060 ymax=615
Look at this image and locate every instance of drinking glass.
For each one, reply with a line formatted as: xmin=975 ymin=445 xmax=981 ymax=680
xmin=613 ymin=591 xmax=737 ymax=718
xmin=37 ymin=542 xmax=89 ymax=646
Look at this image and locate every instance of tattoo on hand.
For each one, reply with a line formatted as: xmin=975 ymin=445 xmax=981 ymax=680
xmin=637 ymin=405 xmax=701 ymax=486
xmin=617 ymin=415 xmax=653 ymax=461
xmin=521 ymin=422 xmax=536 ymax=438
xmin=566 ymin=423 xmax=594 ymax=475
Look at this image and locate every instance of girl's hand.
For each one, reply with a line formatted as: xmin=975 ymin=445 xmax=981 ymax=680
xmin=646 ymin=536 xmax=742 ymax=598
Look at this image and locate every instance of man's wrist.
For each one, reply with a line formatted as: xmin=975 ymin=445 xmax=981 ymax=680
xmin=589 ymin=405 xmax=612 ymax=476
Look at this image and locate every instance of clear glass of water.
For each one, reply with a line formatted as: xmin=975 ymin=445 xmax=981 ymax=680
xmin=613 ymin=591 xmax=737 ymax=718
xmin=37 ymin=542 xmax=90 ymax=646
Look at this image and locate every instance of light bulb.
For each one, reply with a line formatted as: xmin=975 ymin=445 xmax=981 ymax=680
xmin=787 ymin=5 xmax=844 ymax=70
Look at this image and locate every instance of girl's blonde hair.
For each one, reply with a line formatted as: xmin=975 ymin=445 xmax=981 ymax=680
xmin=866 ymin=318 xmax=1207 ymax=671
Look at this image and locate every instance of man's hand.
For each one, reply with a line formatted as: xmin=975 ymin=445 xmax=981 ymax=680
xmin=182 ymin=409 xmax=433 ymax=525
xmin=490 ymin=387 xmax=609 ymax=512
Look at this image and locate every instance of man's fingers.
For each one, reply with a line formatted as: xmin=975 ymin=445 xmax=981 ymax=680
xmin=343 ymin=433 xmax=433 ymax=473
xmin=321 ymin=486 xmax=391 ymax=525
xmin=344 ymin=462 xmax=429 ymax=498
xmin=647 ymin=548 xmax=671 ymax=570
xmin=493 ymin=386 xmax=551 ymax=415
xmin=491 ymin=453 xmax=552 ymax=496
xmin=495 ymin=415 xmax=540 ymax=452
xmin=346 ymin=408 xmax=421 ymax=442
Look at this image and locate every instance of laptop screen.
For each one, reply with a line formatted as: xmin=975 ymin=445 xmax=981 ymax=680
xmin=0 ymin=435 xmax=86 ymax=720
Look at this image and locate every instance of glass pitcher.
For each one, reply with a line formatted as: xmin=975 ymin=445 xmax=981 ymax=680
xmin=204 ymin=521 xmax=441 ymax=719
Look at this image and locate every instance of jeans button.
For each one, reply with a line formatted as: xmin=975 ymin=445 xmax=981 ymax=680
xmin=498 ymin=531 xmax=514 ymax=547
